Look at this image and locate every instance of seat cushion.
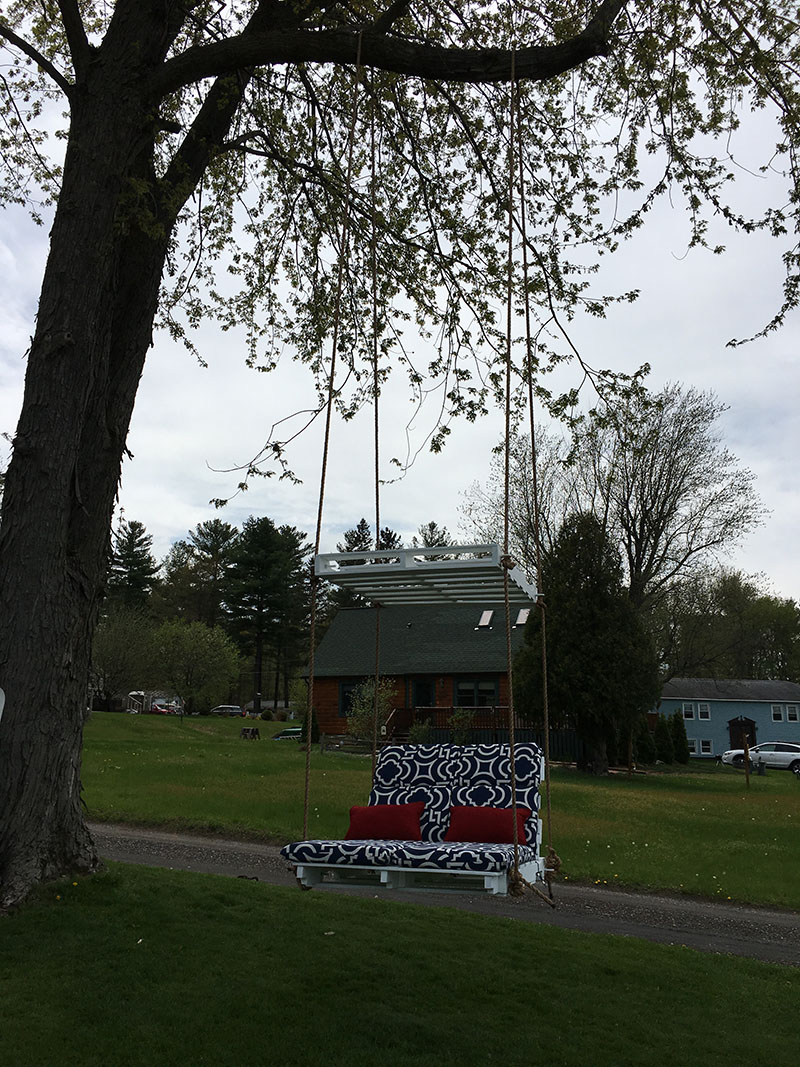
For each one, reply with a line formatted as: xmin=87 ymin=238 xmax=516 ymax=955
xmin=281 ymin=838 xmax=539 ymax=873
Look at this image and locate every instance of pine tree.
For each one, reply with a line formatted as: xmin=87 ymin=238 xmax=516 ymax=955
xmin=633 ymin=717 xmax=657 ymax=765
xmin=654 ymin=714 xmax=675 ymax=763
xmin=377 ymin=527 xmax=402 ymax=550
xmin=411 ymin=521 xmax=454 ymax=559
xmin=670 ymin=710 xmax=691 ymax=764
xmin=107 ymin=519 xmax=160 ymax=611
xmin=412 ymin=521 xmax=453 ymax=548
xmin=337 ymin=519 xmax=373 ymax=555
xmin=225 ymin=517 xmax=309 ymax=716
xmin=188 ymin=519 xmax=239 ymax=627
xmin=515 ymin=513 xmax=660 ymax=775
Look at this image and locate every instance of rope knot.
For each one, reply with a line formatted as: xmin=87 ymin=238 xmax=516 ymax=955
xmin=508 ymin=868 xmax=526 ymax=898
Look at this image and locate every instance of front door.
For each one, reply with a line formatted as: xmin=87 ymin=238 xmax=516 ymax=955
xmin=728 ymin=716 xmax=757 ymax=749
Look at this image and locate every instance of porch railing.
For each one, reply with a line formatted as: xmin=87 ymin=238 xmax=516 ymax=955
xmin=412 ymin=706 xmax=523 ymax=730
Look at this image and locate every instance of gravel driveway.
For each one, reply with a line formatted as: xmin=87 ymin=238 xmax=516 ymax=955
xmin=88 ymin=821 xmax=800 ymax=968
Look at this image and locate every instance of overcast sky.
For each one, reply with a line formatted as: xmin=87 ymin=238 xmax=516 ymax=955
xmin=2 ymin=125 xmax=799 ymax=601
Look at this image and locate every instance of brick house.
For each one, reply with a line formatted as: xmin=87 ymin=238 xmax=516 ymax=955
xmin=310 ymin=602 xmax=532 ymax=739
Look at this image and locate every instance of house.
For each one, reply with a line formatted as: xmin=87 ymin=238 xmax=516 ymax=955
xmin=310 ymin=603 xmax=532 ymax=739
xmin=659 ymin=678 xmax=800 ymax=758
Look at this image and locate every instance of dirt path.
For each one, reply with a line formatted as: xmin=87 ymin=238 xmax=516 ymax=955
xmin=88 ymin=821 xmax=800 ymax=968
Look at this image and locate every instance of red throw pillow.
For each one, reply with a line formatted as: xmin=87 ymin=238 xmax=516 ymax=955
xmin=444 ymin=806 xmax=531 ymax=845
xmin=345 ymin=802 xmax=425 ymax=840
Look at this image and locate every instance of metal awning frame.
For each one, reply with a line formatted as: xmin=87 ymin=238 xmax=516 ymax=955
xmin=314 ymin=543 xmax=537 ymax=606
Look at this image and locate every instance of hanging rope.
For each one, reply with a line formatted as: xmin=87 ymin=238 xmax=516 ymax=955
xmin=501 ymin=48 xmax=521 ymax=896
xmin=503 ymin=52 xmax=559 ymax=906
xmin=303 ymin=35 xmax=365 ymax=840
xmin=370 ymin=97 xmax=383 ymax=777
xmin=515 ymin=64 xmax=561 ymax=897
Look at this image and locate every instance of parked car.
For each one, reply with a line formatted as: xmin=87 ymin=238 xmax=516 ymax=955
xmin=210 ymin=705 xmax=244 ymax=717
xmin=721 ymin=742 xmax=800 ymax=771
xmin=272 ymin=727 xmax=302 ymax=741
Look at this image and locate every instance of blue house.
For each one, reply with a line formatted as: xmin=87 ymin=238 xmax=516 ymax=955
xmin=659 ymin=678 xmax=800 ymax=758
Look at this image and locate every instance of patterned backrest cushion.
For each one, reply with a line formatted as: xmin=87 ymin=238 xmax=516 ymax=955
xmin=369 ymin=743 xmax=543 ymax=846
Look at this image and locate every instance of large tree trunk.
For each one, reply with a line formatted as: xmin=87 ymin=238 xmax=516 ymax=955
xmin=0 ymin=44 xmax=174 ymax=910
xmin=578 ymin=733 xmax=610 ymax=776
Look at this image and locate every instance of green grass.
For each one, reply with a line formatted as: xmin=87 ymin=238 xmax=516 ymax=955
xmin=3 ymin=863 xmax=799 ymax=1067
xmin=82 ymin=713 xmax=800 ymax=908
xmin=548 ymin=765 xmax=800 ymax=908
xmin=83 ymin=712 xmax=368 ymax=840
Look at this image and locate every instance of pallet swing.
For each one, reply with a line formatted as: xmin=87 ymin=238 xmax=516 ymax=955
xmin=281 ymin=43 xmax=559 ymax=900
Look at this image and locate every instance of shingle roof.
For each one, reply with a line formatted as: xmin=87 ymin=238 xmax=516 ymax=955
xmin=661 ymin=677 xmax=800 ymax=702
xmin=313 ymin=604 xmax=528 ymax=676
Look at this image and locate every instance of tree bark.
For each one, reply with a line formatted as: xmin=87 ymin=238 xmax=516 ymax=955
xmin=578 ymin=734 xmax=610 ymax=776
xmin=0 ymin=12 xmax=182 ymax=908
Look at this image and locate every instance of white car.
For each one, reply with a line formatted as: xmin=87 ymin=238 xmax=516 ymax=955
xmin=721 ymin=742 xmax=800 ymax=771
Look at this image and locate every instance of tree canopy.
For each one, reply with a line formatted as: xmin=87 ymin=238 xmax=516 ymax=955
xmin=657 ymin=567 xmax=800 ymax=681
xmin=3 ymin=2 xmax=800 ymax=441
xmin=2 ymin=0 xmax=800 ymax=908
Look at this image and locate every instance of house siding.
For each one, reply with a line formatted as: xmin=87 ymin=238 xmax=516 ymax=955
xmin=313 ymin=672 xmax=508 ymax=736
xmin=659 ymin=680 xmax=800 ymax=758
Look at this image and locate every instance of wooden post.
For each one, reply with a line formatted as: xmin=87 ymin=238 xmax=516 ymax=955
xmin=743 ymin=730 xmax=751 ymax=790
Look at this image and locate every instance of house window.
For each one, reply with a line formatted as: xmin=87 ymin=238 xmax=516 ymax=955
xmin=412 ymin=679 xmax=435 ymax=708
xmin=698 ymin=703 xmax=710 ymax=720
xmin=772 ymin=704 xmax=784 ymax=722
xmin=788 ymin=705 xmax=798 ymax=723
xmin=454 ymin=678 xmax=498 ymax=707
xmin=682 ymin=702 xmax=695 ymax=720
xmin=700 ymin=739 xmax=712 ymax=755
xmin=687 ymin=739 xmax=698 ymax=754
xmin=339 ymin=681 xmax=361 ymax=717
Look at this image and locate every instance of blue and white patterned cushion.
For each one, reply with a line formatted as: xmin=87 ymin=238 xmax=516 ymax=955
xmin=370 ymin=743 xmax=542 ymax=844
xmin=280 ymin=743 xmax=544 ymax=873
xmin=281 ymin=838 xmax=539 ymax=873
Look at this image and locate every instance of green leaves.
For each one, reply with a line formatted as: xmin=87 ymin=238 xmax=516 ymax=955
xmin=5 ymin=0 xmax=800 ymax=467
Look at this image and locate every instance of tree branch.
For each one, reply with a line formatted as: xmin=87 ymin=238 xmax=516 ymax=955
xmin=0 ymin=21 xmax=72 ymax=96
xmin=55 ymin=0 xmax=91 ymax=76
xmin=372 ymin=0 xmax=413 ymax=36
xmin=153 ymin=0 xmax=629 ymax=97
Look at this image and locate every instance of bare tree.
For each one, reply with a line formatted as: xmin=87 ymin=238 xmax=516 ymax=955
xmin=462 ymin=385 xmax=764 ymax=606
xmin=576 ymin=385 xmax=765 ymax=608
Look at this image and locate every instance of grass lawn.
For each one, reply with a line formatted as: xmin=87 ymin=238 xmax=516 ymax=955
xmin=83 ymin=712 xmax=368 ymax=842
xmin=83 ymin=712 xmax=800 ymax=909
xmin=3 ymin=863 xmax=799 ymax=1067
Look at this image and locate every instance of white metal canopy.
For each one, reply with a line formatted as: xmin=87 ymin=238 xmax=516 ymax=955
xmin=314 ymin=543 xmax=537 ymax=606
